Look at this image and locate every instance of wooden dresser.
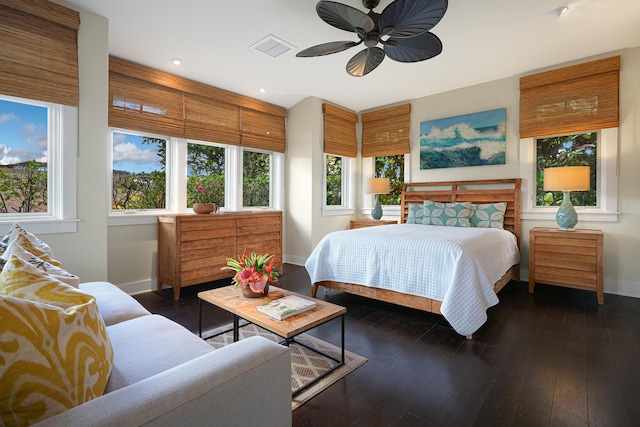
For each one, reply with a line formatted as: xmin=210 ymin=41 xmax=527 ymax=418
xmin=157 ymin=211 xmax=282 ymax=300
xmin=529 ymin=227 xmax=604 ymax=304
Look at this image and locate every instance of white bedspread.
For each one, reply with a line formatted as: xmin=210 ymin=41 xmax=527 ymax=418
xmin=305 ymin=224 xmax=520 ymax=336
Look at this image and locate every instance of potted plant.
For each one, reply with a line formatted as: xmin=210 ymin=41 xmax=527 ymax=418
xmin=222 ymin=250 xmax=279 ymax=298
xmin=191 ymin=185 xmax=216 ymax=214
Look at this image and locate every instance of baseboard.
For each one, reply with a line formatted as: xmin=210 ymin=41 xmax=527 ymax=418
xmin=520 ymin=268 xmax=640 ymax=299
xmin=116 ymin=278 xmax=156 ymax=295
xmin=283 ymin=254 xmax=307 ymax=267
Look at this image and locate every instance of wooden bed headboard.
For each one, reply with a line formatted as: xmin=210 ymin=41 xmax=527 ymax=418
xmin=400 ymin=178 xmax=522 ymax=247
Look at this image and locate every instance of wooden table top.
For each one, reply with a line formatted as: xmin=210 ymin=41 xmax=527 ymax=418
xmin=198 ymin=285 xmax=346 ymax=338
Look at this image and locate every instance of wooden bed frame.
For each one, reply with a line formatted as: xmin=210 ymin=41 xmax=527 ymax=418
xmin=311 ymin=178 xmax=522 ymax=338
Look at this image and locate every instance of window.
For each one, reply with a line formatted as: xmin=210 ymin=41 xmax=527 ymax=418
xmin=187 ymin=142 xmax=225 ymax=209
xmin=111 ymin=131 xmax=167 ymax=211
xmin=375 ymin=155 xmax=405 ymax=205
xmin=322 ymin=153 xmax=355 ymax=215
xmin=0 ymin=95 xmax=77 ymax=233
xmin=361 ymin=154 xmax=409 ymax=217
xmin=243 ymin=150 xmax=271 ymax=207
xmin=535 ymin=132 xmax=597 ymax=207
xmin=0 ymin=98 xmax=48 ymax=213
xmin=520 ymin=128 xmax=618 ymax=221
xmin=325 ymin=154 xmax=343 ymax=206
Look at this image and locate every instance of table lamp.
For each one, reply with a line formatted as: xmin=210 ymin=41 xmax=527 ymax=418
xmin=365 ymin=177 xmax=390 ymax=221
xmin=543 ymin=166 xmax=591 ymax=230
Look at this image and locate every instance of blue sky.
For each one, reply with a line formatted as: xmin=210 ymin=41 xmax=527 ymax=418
xmin=0 ymin=99 xmax=47 ymax=165
xmin=112 ymin=132 xmax=163 ymax=173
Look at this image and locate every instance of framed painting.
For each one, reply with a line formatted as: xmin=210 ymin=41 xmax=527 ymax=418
xmin=419 ymin=108 xmax=506 ymax=169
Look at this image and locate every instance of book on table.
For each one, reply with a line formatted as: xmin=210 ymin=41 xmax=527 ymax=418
xmin=257 ymin=295 xmax=317 ymax=320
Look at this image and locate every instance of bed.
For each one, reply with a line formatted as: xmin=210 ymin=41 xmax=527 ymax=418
xmin=306 ymin=178 xmax=522 ymax=338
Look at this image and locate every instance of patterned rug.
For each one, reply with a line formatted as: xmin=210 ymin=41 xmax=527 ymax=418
xmin=204 ymin=323 xmax=367 ymax=410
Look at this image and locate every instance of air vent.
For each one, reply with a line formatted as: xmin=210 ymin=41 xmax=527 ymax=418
xmin=250 ymin=35 xmax=295 ymax=58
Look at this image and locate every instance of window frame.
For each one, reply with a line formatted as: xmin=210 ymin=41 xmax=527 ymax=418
xmin=322 ymin=153 xmax=355 ymax=216
xmin=0 ymin=94 xmax=77 ymax=235
xmin=108 ymin=128 xmax=173 ymax=224
xmin=361 ymin=153 xmax=410 ymax=217
xmin=108 ymin=130 xmax=284 ymax=226
xmin=520 ymin=127 xmax=619 ymax=222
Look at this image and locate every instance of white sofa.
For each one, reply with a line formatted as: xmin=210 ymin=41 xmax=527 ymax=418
xmin=35 ymin=282 xmax=292 ymax=427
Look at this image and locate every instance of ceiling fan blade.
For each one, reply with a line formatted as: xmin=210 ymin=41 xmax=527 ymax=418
xmin=346 ymin=47 xmax=385 ymax=77
xmin=316 ymin=1 xmax=375 ymax=33
xmin=296 ymin=41 xmax=361 ymax=57
xmin=384 ymin=31 xmax=442 ymax=62
xmin=379 ymin=0 xmax=448 ymax=38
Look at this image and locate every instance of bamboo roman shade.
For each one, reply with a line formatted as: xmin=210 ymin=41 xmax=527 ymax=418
xmin=109 ymin=57 xmax=286 ymax=151
xmin=241 ymin=109 xmax=286 ymax=153
xmin=0 ymin=0 xmax=80 ymax=106
xmin=361 ymin=103 xmax=411 ymax=157
xmin=323 ymin=103 xmax=358 ymax=157
xmin=110 ymin=73 xmax=185 ymax=138
xmin=184 ymin=95 xmax=241 ymax=145
xmin=519 ymin=56 xmax=620 ymax=138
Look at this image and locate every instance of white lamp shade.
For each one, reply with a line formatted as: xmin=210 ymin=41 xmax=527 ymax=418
xmin=365 ymin=177 xmax=390 ymax=194
xmin=543 ymin=166 xmax=590 ymax=192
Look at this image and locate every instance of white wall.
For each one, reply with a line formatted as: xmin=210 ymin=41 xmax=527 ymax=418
xmin=43 ymin=6 xmax=110 ymax=282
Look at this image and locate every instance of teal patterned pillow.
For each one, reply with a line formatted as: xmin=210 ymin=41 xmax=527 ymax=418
xmin=470 ymin=202 xmax=507 ymax=229
xmin=406 ymin=203 xmax=425 ymax=224
xmin=422 ymin=200 xmax=472 ymax=227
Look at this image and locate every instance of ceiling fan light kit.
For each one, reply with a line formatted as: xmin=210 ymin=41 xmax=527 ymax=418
xmin=297 ymin=0 xmax=448 ymax=77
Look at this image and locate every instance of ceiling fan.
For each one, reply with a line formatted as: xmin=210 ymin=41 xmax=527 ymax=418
xmin=296 ymin=0 xmax=448 ymax=77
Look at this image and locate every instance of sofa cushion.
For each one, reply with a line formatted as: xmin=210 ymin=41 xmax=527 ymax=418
xmin=0 ymin=256 xmax=114 ymax=426
xmin=104 ymin=314 xmax=214 ymax=393
xmin=2 ymin=240 xmax=79 ymax=287
xmin=79 ymin=282 xmax=151 ymax=326
xmin=2 ymin=223 xmax=62 ymax=267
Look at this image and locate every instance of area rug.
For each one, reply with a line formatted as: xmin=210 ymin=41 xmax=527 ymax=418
xmin=203 ymin=323 xmax=367 ymax=410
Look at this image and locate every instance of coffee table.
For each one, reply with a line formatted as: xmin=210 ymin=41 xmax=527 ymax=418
xmin=198 ymin=285 xmax=346 ymax=396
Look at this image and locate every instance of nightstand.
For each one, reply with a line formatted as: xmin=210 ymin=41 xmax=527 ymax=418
xmin=529 ymin=227 xmax=604 ymax=304
xmin=349 ymin=219 xmax=397 ymax=229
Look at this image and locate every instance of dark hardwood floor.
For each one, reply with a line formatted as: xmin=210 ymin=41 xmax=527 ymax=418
xmin=134 ymin=264 xmax=640 ymax=427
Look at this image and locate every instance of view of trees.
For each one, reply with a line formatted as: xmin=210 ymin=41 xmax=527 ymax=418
xmin=243 ymin=151 xmax=270 ymax=207
xmin=325 ymin=155 xmax=342 ymax=205
xmin=375 ymin=155 xmax=404 ymax=205
xmin=187 ymin=143 xmax=225 ymax=208
xmin=536 ymin=132 xmax=597 ymax=207
xmin=0 ymin=161 xmax=47 ymax=213
xmin=112 ymin=137 xmax=167 ymax=210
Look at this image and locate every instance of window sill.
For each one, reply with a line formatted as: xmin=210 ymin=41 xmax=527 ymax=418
xmin=108 ymin=213 xmax=163 ymax=226
xmin=0 ymin=218 xmax=79 ymax=235
xmin=522 ymin=209 xmax=619 ymax=222
xmin=322 ymin=208 xmax=356 ymax=217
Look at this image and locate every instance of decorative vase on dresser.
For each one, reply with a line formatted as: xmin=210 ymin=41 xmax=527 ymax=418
xmin=192 ymin=203 xmax=216 ymax=214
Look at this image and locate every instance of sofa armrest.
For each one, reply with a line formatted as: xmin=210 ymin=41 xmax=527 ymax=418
xmin=36 ymin=336 xmax=292 ymax=427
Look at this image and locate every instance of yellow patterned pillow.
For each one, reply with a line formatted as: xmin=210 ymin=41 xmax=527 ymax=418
xmin=0 ymin=256 xmax=114 ymax=426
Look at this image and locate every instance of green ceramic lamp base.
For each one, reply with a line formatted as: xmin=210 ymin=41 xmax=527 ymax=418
xmin=556 ymin=191 xmax=579 ymax=230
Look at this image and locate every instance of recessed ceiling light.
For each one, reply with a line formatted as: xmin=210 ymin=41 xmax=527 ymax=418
xmin=552 ymin=6 xmax=569 ymax=17
xmin=259 ymin=88 xmax=266 ymax=94
xmin=171 ymin=58 xmax=182 ymax=66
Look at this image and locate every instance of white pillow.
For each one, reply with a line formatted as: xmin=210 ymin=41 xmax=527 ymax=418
xmin=2 ymin=240 xmax=79 ymax=287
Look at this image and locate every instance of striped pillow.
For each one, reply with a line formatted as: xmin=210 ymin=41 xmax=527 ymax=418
xmin=0 ymin=256 xmax=113 ymax=426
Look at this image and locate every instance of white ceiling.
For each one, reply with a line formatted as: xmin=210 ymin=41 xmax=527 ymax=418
xmin=62 ymin=0 xmax=640 ymax=112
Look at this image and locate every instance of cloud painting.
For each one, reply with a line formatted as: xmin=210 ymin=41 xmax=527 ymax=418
xmin=419 ymin=108 xmax=506 ymax=169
